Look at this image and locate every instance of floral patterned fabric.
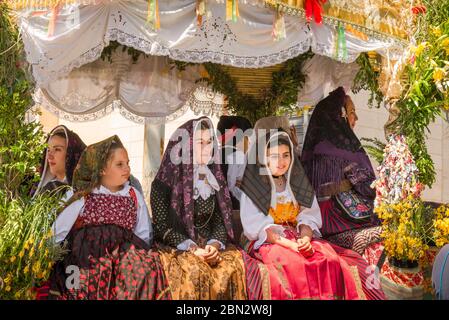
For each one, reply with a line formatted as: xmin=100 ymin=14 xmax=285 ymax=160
xmin=48 ymin=193 xmax=171 ymax=300
xmin=72 ymin=135 xmax=123 ymax=193
xmin=335 ymin=189 xmax=372 ymax=220
xmin=157 ymin=244 xmax=248 ymax=300
xmin=80 ymin=193 xmax=137 ymax=231
xmin=151 ymin=117 xmax=235 ymax=243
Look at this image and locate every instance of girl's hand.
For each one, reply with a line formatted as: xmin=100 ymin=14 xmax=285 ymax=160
xmin=284 ymin=239 xmax=301 ymax=253
xmin=203 ymin=244 xmax=221 ymax=265
xmin=296 ymin=237 xmax=313 ymax=253
xmin=191 ymin=247 xmax=207 ymax=260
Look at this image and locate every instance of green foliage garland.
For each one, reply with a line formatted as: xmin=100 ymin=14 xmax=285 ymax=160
xmin=101 ymin=42 xmax=313 ymax=123
xmin=360 ymin=137 xmax=386 ymax=165
xmin=200 ymin=51 xmax=314 ymax=124
xmin=352 ymin=52 xmax=384 ymax=108
xmin=0 ymin=3 xmax=63 ymax=299
xmin=0 ymin=3 xmax=45 ymax=200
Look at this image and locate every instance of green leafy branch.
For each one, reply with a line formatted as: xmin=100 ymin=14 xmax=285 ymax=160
xmin=352 ymin=52 xmax=384 ymax=108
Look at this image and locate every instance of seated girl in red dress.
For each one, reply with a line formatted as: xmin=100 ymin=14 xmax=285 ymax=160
xmin=240 ymin=124 xmax=385 ymax=300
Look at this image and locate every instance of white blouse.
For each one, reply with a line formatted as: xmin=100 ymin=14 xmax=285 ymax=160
xmin=226 ymin=150 xmax=247 ymax=201
xmin=52 ymin=182 xmax=153 ymax=245
xmin=240 ymin=189 xmax=322 ymax=250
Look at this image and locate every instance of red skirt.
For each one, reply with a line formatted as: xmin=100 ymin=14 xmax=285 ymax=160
xmin=254 ymin=228 xmax=364 ymax=300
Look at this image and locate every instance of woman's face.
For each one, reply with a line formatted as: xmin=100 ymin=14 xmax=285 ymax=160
xmin=345 ymin=98 xmax=358 ymax=130
xmin=194 ymin=128 xmax=213 ymax=165
xmin=47 ymin=135 xmax=67 ymax=180
xmin=267 ymin=144 xmax=291 ymax=177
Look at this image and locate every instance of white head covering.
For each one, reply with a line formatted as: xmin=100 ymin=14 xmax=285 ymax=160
xmin=33 ymin=125 xmax=69 ymax=198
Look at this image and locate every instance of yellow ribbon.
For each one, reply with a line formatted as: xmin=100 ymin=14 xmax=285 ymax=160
xmin=345 ymin=25 xmax=368 ymax=41
xmin=226 ymin=0 xmax=239 ymax=22
xmin=147 ymin=0 xmax=160 ymax=30
xmin=272 ymin=8 xmax=286 ymax=41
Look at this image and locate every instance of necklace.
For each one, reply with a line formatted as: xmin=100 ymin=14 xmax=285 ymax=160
xmin=193 ymin=197 xmax=216 ymax=229
xmin=272 ymin=175 xmax=285 ymax=188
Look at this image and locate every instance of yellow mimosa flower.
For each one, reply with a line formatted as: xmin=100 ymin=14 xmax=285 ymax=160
xmin=433 ymin=68 xmax=446 ymax=82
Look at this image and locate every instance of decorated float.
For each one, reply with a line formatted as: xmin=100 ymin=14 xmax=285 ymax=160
xmin=1 ymin=0 xmax=449 ymax=299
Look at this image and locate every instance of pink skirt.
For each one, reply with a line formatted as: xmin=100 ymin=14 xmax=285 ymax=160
xmin=255 ymin=228 xmax=365 ymax=300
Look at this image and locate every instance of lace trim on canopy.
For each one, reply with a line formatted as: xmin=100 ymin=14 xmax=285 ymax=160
xmin=106 ymin=28 xmax=313 ymax=68
xmin=33 ymin=85 xmax=226 ymax=124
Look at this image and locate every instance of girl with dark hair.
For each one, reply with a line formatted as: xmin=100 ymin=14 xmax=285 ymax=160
xmin=240 ymin=122 xmax=384 ymax=299
xmin=32 ymin=125 xmax=86 ymax=197
xmin=150 ymin=117 xmax=268 ymax=300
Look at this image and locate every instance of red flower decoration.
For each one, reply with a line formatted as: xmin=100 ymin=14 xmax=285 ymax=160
xmin=356 ymin=204 xmax=369 ymax=212
xmin=412 ymin=6 xmax=427 ymax=15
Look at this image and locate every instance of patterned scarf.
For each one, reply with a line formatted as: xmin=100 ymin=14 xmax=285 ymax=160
xmin=72 ymin=135 xmax=124 ymax=193
xmin=153 ymin=116 xmax=235 ymax=242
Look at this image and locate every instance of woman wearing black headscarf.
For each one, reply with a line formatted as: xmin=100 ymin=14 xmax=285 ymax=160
xmin=301 ymin=87 xmax=382 ymax=256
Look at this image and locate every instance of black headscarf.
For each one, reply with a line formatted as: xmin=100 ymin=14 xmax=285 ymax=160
xmin=216 ymin=115 xmax=252 ymax=178
xmin=301 ymin=87 xmax=375 ymax=192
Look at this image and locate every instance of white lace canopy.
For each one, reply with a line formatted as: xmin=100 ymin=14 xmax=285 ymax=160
xmin=15 ymin=0 xmax=402 ymax=122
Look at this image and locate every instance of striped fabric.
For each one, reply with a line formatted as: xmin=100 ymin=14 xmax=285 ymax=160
xmin=35 ymin=281 xmax=50 ymax=300
xmin=331 ymin=243 xmax=386 ymax=300
xmin=327 ymin=226 xmax=383 ymax=256
xmin=240 ymin=250 xmax=271 ymax=300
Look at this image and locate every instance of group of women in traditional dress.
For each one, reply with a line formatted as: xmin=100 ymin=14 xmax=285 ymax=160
xmin=34 ymin=87 xmax=386 ymax=300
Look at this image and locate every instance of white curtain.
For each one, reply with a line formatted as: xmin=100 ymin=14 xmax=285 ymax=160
xmin=32 ymin=49 xmax=227 ymax=124
xmin=297 ymin=54 xmax=361 ymax=107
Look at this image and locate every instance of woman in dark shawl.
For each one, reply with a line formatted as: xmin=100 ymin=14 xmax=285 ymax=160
xmin=301 ymin=87 xmax=382 ymax=256
xmin=150 ymin=116 xmax=268 ymax=300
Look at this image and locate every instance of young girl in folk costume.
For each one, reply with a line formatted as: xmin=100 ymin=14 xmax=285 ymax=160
xmin=240 ymin=120 xmax=385 ymax=300
xmin=48 ymin=135 xmax=170 ymax=300
xmin=151 ymin=117 xmax=268 ymax=300
xmin=33 ymin=125 xmax=144 ymax=197
xmin=31 ymin=125 xmax=86 ymax=300
xmin=32 ymin=125 xmax=86 ymax=197
xmin=301 ymin=87 xmax=382 ymax=258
